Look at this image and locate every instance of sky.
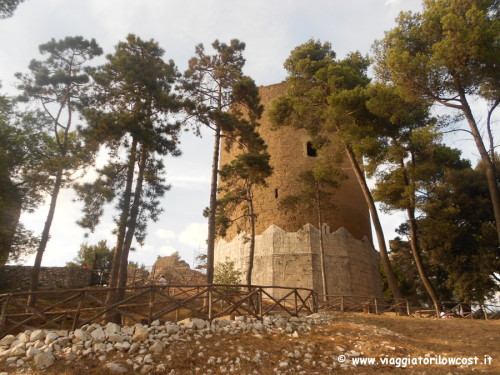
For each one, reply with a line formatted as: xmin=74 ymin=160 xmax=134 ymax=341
xmin=0 ymin=0 xmax=473 ymax=269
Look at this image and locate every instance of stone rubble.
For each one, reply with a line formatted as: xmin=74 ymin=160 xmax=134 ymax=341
xmin=0 ymin=312 xmax=431 ymax=374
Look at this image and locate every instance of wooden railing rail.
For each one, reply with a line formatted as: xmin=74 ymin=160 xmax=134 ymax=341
xmin=0 ymin=284 xmax=317 ymax=338
xmin=429 ymin=301 xmax=500 ymax=320
xmin=318 ymin=295 xmax=499 ymax=320
xmin=318 ymin=295 xmax=409 ymax=315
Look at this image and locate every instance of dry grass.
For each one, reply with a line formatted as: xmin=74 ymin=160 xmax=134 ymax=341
xmin=1 ymin=312 xmax=498 ymax=375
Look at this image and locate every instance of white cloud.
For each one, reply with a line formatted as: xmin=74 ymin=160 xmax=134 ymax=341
xmin=385 ymin=0 xmax=401 ymax=6
xmin=169 ymin=175 xmax=210 ymax=189
xmin=128 ymin=244 xmax=178 ymax=267
xmin=178 ymin=223 xmax=208 ymax=248
xmin=159 ymin=246 xmax=177 ymax=256
xmin=156 ymin=229 xmax=176 ymax=240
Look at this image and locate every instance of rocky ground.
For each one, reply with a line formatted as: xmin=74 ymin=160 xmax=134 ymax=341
xmin=0 ymin=312 xmax=498 ymax=374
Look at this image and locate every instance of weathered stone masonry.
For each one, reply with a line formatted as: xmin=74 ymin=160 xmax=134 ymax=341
xmin=215 ymin=82 xmax=383 ymax=297
xmin=0 ymin=266 xmax=92 ymax=292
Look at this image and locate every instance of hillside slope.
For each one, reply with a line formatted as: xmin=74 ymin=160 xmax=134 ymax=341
xmin=1 ymin=312 xmax=498 ymax=374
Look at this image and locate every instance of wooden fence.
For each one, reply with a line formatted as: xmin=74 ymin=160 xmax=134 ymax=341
xmin=0 ymin=284 xmax=317 ymax=338
xmin=318 ymin=295 xmax=500 ymax=320
xmin=2 ymin=285 xmax=497 ymax=338
xmin=413 ymin=301 xmax=500 ymax=319
xmin=318 ymin=295 xmax=409 ymax=315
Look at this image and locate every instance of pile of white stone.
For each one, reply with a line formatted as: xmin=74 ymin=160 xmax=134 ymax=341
xmin=0 ymin=313 xmax=335 ymax=373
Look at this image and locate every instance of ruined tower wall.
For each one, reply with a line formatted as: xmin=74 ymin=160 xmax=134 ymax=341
xmin=219 ymin=82 xmax=372 ymax=241
xmin=215 ymin=82 xmax=382 ymax=297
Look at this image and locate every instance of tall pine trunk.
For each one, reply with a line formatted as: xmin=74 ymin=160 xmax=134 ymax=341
xmin=27 ymin=168 xmax=63 ymax=307
xmin=344 ymin=145 xmax=404 ymax=301
xmin=316 ymin=182 xmax=328 ymax=301
xmin=455 ymin=83 xmax=500 ymax=243
xmin=245 ymin=184 xmax=255 ymax=287
xmin=105 ymin=138 xmax=137 ymax=322
xmin=401 ymin=158 xmax=441 ymax=315
xmin=28 ymin=100 xmax=72 ymax=308
xmin=206 ymin=124 xmax=222 ymax=284
xmin=406 ymin=205 xmax=441 ymax=314
xmin=116 ymin=146 xmax=148 ymax=302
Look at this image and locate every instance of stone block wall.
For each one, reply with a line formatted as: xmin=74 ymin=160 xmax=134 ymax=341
xmin=0 ymin=266 xmax=92 ymax=292
xmin=215 ymin=224 xmax=383 ymax=298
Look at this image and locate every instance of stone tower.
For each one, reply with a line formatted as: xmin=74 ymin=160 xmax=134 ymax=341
xmin=215 ymin=82 xmax=383 ymax=297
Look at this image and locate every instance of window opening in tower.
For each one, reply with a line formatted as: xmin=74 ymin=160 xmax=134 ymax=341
xmin=306 ymin=141 xmax=317 ymax=157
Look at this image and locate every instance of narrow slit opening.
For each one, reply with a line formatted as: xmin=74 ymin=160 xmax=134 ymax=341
xmin=306 ymin=141 xmax=317 ymax=157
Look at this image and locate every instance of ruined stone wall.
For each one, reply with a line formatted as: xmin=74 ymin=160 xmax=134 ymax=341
xmin=0 ymin=266 xmax=92 ymax=292
xmin=219 ymin=82 xmax=372 ymax=242
xmin=215 ymin=224 xmax=383 ymax=298
xmin=152 ymin=255 xmax=205 ymax=284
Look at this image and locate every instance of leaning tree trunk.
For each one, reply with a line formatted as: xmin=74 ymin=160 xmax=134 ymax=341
xmin=206 ymin=123 xmax=222 ymax=284
xmin=316 ymin=182 xmax=328 ymax=302
xmin=28 ymin=95 xmax=74 ymax=308
xmin=406 ymin=205 xmax=441 ymax=315
xmin=116 ymin=146 xmax=148 ymax=303
xmin=27 ymin=168 xmax=63 ymax=308
xmin=245 ymin=185 xmax=255 ymax=287
xmin=105 ymin=138 xmax=137 ymax=323
xmin=400 ymin=156 xmax=441 ymax=315
xmin=456 ymin=87 xmax=500 ymax=243
xmin=344 ymin=145 xmax=404 ymax=301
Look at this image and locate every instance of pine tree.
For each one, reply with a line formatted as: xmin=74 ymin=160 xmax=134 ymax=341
xmin=0 ymin=95 xmax=50 ymax=264
xmin=77 ymin=34 xmax=182 ymax=321
xmin=269 ymin=40 xmax=405 ymax=302
xmin=182 ymin=40 xmax=263 ymax=284
xmin=418 ymin=163 xmax=499 ymax=302
xmin=0 ymin=0 xmax=24 ymax=18
xmin=15 ymin=36 xmax=102 ymax=305
xmin=367 ymin=84 xmax=469 ymax=313
xmin=373 ymin=0 xmax=500 ymax=242
xmin=215 ymin=123 xmax=272 ymax=286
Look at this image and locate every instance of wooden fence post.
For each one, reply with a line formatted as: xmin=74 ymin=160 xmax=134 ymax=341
xmin=208 ymin=287 xmax=213 ymax=320
xmin=0 ymin=295 xmax=10 ymax=335
xmin=258 ymin=288 xmax=263 ymax=318
xmin=148 ymin=285 xmax=155 ymax=325
xmin=294 ymin=290 xmax=298 ymax=316
xmin=72 ymin=291 xmax=84 ymax=331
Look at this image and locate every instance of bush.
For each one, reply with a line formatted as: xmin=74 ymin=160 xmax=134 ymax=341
xmin=214 ymin=258 xmax=242 ymax=293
